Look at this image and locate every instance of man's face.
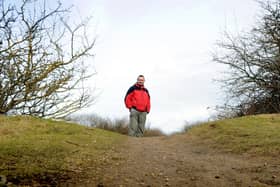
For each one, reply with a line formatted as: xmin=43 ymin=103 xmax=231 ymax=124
xmin=137 ymin=77 xmax=145 ymax=85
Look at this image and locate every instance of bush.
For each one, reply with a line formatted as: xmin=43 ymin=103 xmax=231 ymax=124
xmin=66 ymin=114 xmax=165 ymax=136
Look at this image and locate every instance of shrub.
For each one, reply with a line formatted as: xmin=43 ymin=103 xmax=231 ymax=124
xmin=67 ymin=114 xmax=165 ymax=136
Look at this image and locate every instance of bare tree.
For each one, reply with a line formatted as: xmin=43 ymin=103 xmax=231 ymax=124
xmin=0 ymin=0 xmax=96 ymax=118
xmin=213 ymin=0 xmax=280 ymax=117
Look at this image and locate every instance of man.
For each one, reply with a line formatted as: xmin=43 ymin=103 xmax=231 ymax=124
xmin=124 ymin=75 xmax=151 ymax=137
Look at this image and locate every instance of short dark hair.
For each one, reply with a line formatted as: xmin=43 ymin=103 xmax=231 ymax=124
xmin=138 ymin=75 xmax=145 ymax=78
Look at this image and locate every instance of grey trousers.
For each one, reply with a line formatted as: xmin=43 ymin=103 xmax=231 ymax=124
xmin=128 ymin=108 xmax=147 ymax=137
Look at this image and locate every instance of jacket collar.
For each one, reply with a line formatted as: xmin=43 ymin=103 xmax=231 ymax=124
xmin=135 ymin=83 xmax=144 ymax=89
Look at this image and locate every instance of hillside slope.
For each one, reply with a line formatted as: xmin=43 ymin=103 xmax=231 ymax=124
xmin=0 ymin=115 xmax=126 ymax=186
xmin=188 ymin=114 xmax=280 ymax=155
xmin=90 ymin=114 xmax=280 ymax=187
xmin=1 ymin=114 xmax=280 ymax=186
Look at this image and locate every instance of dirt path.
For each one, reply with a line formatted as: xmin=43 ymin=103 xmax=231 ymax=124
xmin=66 ymin=134 xmax=280 ymax=187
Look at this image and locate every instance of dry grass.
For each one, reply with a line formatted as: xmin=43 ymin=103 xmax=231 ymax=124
xmin=187 ymin=114 xmax=280 ymax=156
xmin=0 ymin=115 xmax=126 ymax=186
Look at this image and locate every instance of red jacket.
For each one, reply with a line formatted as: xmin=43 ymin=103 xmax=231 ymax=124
xmin=124 ymin=83 xmax=151 ymax=113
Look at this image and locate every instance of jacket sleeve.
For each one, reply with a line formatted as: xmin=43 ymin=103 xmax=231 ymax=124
xmin=124 ymin=86 xmax=134 ymax=109
xmin=146 ymin=89 xmax=151 ymax=113
xmin=147 ymin=98 xmax=151 ymax=113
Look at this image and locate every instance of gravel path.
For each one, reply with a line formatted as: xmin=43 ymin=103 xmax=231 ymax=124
xmin=65 ymin=134 xmax=280 ymax=187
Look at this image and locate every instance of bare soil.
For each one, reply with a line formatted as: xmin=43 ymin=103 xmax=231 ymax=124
xmin=64 ymin=134 xmax=280 ymax=187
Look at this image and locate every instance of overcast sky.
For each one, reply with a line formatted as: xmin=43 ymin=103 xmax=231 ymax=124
xmin=60 ymin=0 xmax=261 ymax=133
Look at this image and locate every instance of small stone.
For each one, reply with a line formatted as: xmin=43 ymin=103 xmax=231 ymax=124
xmin=125 ymin=178 xmax=130 ymax=182
xmin=215 ymin=175 xmax=220 ymax=179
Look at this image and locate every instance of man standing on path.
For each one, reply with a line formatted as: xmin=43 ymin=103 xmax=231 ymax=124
xmin=124 ymin=75 xmax=151 ymax=137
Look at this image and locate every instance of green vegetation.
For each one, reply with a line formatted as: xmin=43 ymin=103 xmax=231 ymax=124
xmin=0 ymin=115 xmax=126 ymax=185
xmin=188 ymin=114 xmax=280 ymax=155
